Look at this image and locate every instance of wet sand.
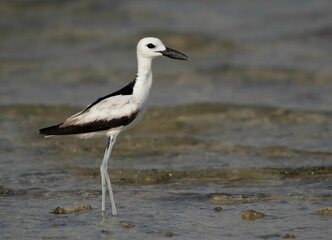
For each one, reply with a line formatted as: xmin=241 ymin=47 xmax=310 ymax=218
xmin=1 ymin=103 xmax=331 ymax=239
xmin=1 ymin=0 xmax=332 ymax=239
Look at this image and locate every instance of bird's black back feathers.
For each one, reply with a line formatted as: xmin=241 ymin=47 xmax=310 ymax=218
xmin=39 ymin=79 xmax=137 ymax=136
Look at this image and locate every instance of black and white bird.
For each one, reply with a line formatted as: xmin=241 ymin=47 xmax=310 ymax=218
xmin=39 ymin=37 xmax=189 ymax=216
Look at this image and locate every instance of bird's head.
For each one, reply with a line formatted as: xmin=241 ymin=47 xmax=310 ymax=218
xmin=137 ymin=37 xmax=189 ymax=60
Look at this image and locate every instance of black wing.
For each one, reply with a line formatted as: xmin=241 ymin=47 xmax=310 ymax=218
xmin=39 ymin=79 xmax=137 ymax=136
xmin=39 ymin=112 xmax=138 ymax=136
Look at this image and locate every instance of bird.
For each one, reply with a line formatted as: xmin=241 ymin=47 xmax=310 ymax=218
xmin=39 ymin=37 xmax=189 ymax=216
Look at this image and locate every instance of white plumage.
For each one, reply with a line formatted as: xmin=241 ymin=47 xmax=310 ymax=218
xmin=39 ymin=37 xmax=189 ymax=215
xmin=64 ymin=95 xmax=139 ymax=135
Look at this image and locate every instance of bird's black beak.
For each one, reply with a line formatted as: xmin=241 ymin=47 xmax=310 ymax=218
xmin=159 ymin=47 xmax=190 ymax=60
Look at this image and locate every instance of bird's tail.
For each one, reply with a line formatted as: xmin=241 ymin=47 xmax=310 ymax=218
xmin=39 ymin=124 xmax=63 ymax=136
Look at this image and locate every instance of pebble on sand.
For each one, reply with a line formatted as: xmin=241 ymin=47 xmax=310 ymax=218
xmin=164 ymin=232 xmax=173 ymax=237
xmin=209 ymin=193 xmax=272 ymax=202
xmin=0 ymin=186 xmax=16 ymax=196
xmin=316 ymin=207 xmax=332 ymax=215
xmin=241 ymin=210 xmax=265 ymax=220
xmin=214 ymin=207 xmax=222 ymax=212
xmin=283 ymin=233 xmax=296 ymax=238
xmin=51 ymin=204 xmax=92 ymax=214
xmin=120 ymin=221 xmax=135 ymax=228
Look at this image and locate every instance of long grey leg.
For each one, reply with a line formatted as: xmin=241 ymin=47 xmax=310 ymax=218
xmin=100 ymin=139 xmax=109 ymax=212
xmin=100 ymin=136 xmax=117 ymax=216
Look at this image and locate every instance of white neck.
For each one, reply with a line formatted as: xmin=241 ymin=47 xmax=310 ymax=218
xmin=133 ymin=56 xmax=154 ymax=106
xmin=137 ymin=56 xmax=152 ymax=77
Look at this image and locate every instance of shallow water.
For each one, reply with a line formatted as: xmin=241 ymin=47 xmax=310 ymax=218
xmin=1 ymin=0 xmax=332 ymax=239
xmin=1 ymin=104 xmax=331 ymax=239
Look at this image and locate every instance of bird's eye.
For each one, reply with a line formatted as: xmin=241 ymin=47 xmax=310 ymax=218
xmin=147 ymin=43 xmax=155 ymax=49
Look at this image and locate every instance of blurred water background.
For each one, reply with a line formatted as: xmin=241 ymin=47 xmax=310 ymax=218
xmin=1 ymin=0 xmax=332 ymax=239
